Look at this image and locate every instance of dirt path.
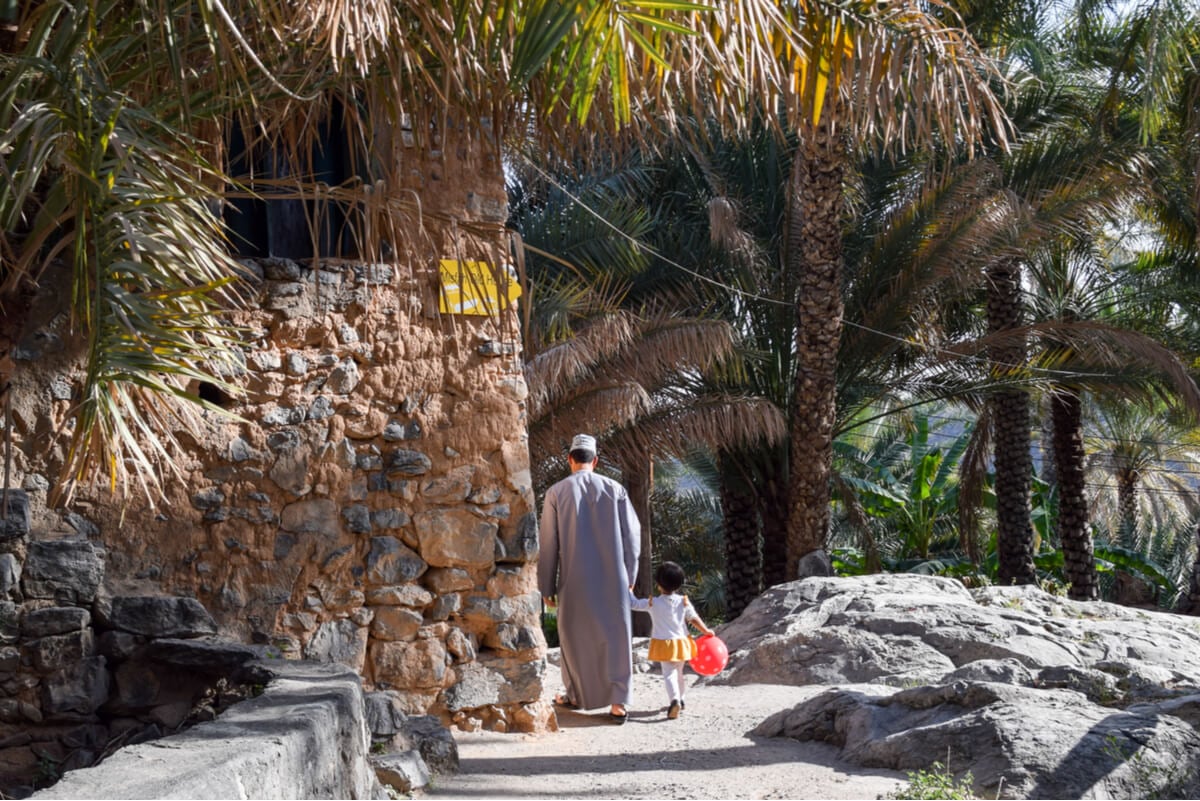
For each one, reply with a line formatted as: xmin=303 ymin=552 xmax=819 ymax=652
xmin=422 ymin=660 xmax=906 ymax=800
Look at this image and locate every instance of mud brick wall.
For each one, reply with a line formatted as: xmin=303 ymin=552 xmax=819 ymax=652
xmin=3 ymin=123 xmax=548 ymax=736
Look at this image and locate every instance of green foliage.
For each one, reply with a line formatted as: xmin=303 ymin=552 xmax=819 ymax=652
xmin=834 ymin=412 xmax=977 ymax=562
xmin=884 ymin=762 xmax=976 ymax=800
xmin=34 ymin=754 xmax=61 ymax=789
xmin=541 ymin=611 xmax=559 ymax=649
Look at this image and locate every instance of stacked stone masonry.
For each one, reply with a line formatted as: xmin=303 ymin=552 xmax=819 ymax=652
xmin=2 ymin=246 xmax=549 ymax=747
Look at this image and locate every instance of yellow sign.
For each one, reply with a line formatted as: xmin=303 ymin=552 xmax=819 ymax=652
xmin=438 ymin=259 xmax=522 ymax=316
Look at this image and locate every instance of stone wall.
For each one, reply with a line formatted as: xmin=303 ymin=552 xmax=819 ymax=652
xmin=0 ymin=493 xmax=276 ymax=793
xmin=32 ymin=660 xmax=385 ymax=800
xmin=1 ymin=134 xmax=550 ymax=736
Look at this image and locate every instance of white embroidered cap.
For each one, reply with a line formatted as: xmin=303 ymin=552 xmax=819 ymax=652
xmin=570 ymin=434 xmax=597 ymax=453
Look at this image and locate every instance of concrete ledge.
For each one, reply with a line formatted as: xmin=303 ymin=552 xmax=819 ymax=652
xmin=33 ymin=661 xmax=385 ymax=800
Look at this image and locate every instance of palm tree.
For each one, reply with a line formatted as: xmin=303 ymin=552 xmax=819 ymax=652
xmin=1084 ymin=399 xmax=1200 ymax=605
xmin=1 ymin=0 xmax=801 ymax=504
xmin=769 ymin=2 xmax=1008 ymax=578
xmin=510 ymin=152 xmax=789 ymax=619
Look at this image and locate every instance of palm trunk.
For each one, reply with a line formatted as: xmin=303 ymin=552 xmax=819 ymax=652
xmin=987 ymin=259 xmax=1037 ymax=585
xmin=1050 ymin=389 xmax=1097 ymax=601
xmin=785 ymin=119 xmax=845 ymax=580
xmin=720 ymin=453 xmax=761 ymax=620
xmin=1184 ymin=522 xmax=1200 ymax=615
xmin=1117 ymin=471 xmax=1138 ymax=550
xmin=761 ymin=446 xmax=790 ymax=588
xmin=624 ymin=459 xmax=653 ymax=637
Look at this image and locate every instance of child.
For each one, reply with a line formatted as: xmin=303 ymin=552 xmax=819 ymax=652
xmin=629 ymin=561 xmax=714 ymax=719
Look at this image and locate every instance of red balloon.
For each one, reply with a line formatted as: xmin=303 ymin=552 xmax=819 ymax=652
xmin=689 ymin=634 xmax=728 ymax=676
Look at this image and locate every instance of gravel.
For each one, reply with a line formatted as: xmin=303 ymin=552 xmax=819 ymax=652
xmin=421 ymin=649 xmax=906 ymax=800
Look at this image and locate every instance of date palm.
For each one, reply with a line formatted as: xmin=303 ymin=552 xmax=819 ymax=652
xmin=767 ymin=1 xmax=1008 ymax=578
xmin=511 ymin=155 xmax=787 ymax=617
xmin=1 ymin=0 xmax=801 ymax=503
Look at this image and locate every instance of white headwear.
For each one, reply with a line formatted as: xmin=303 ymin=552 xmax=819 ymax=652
xmin=570 ymin=434 xmax=597 ymax=453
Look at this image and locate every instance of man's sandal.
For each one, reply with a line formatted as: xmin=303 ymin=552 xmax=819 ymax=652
xmin=552 ymin=694 xmax=579 ymax=710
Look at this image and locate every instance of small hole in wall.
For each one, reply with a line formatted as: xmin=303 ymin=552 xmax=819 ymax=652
xmin=197 ymin=382 xmax=231 ymax=408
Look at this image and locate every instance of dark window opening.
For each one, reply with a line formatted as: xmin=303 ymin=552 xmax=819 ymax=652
xmin=224 ymin=98 xmax=365 ymax=260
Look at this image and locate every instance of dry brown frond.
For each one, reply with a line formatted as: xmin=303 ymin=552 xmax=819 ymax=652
xmin=528 ymin=381 xmax=653 ymax=468
xmin=957 ymin=404 xmax=993 ymax=563
xmin=602 ymin=395 xmax=786 ymax=472
xmin=524 ymin=312 xmax=638 ymax=419
xmin=600 ymin=318 xmax=737 ymax=392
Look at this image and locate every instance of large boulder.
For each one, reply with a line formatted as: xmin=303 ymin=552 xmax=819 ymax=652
xmin=717 ymin=574 xmax=1200 ymax=689
xmin=754 ymin=682 xmax=1200 ymax=799
xmin=728 ymin=575 xmax=1200 ymax=799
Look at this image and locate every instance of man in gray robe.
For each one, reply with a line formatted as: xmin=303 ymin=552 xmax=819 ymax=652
xmin=538 ymin=433 xmax=641 ymax=723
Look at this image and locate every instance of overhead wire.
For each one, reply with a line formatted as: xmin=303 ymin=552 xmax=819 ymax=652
xmin=516 ymin=153 xmax=1151 ymax=385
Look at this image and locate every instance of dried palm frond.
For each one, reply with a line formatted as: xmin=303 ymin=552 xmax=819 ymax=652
xmin=603 ymin=395 xmax=786 ymax=471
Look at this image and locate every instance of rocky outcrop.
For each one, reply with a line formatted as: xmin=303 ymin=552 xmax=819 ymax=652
xmin=721 ymin=575 xmax=1200 ymax=799
xmin=32 ymin=661 xmax=384 ymax=800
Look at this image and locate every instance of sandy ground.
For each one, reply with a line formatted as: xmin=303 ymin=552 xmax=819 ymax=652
xmin=421 ymin=654 xmax=906 ymax=800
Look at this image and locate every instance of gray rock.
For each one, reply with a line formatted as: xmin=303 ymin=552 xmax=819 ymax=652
xmin=30 ymin=629 xmax=95 ymax=671
xmin=428 ymin=594 xmax=462 ymax=622
xmin=64 ymin=512 xmax=99 ymax=538
xmin=247 ymin=351 xmax=282 ymax=372
xmin=441 ymin=657 xmax=543 ymax=715
xmin=326 ymin=358 xmax=360 ymax=395
xmin=190 ymin=487 xmax=225 ymax=511
xmin=49 ymin=375 xmax=73 ymax=400
xmin=267 ymin=429 xmax=302 ymax=453
xmin=400 ymin=715 xmax=459 ymax=775
xmin=0 ymin=600 xmax=18 ymax=644
xmin=755 ymin=681 xmax=1200 ymax=799
xmin=0 ymin=489 xmax=30 ymax=541
xmin=228 ymin=436 xmax=261 ymax=462
xmin=22 ymin=606 xmax=90 ymax=638
xmin=353 ymin=263 xmax=393 ymax=285
xmin=22 ymin=473 xmax=50 ymax=492
xmin=100 ymin=596 xmax=218 ymax=638
xmin=734 ymin=575 xmax=1200 ymax=800
xmin=386 ymin=449 xmax=432 ymax=476
xmin=0 ymin=646 xmax=18 ymax=672
xmin=372 ymin=750 xmax=430 ymax=792
xmin=366 ymin=537 xmax=427 ymax=585
xmin=1036 ymin=664 xmax=1122 ymax=704
xmin=0 ymin=554 xmax=21 ymax=600
xmin=285 ymin=353 xmax=309 ymax=375
xmin=140 ymin=637 xmax=259 ymax=676
xmin=22 ymin=540 xmax=105 ymax=604
xmin=364 ymin=691 xmax=400 ymax=737
xmin=383 ymin=421 xmax=422 ymax=442
xmin=343 ymin=504 xmax=372 ymax=534
xmin=371 ymin=508 xmax=410 ymax=530
xmin=263 ymin=406 xmax=306 ymax=426
xmin=41 ymin=657 xmax=110 ymax=719
xmin=945 ymin=658 xmax=1036 ymax=687
xmin=304 ymin=619 xmax=367 ymax=671
xmin=96 ymin=630 xmax=145 ymax=662
xmin=260 ymin=257 xmax=302 ymax=280
xmin=796 ymin=549 xmax=834 ymax=578
xmin=497 ymin=513 xmax=538 ymax=564
xmin=12 ymin=329 xmax=63 ymax=361
xmin=309 ymin=396 xmax=335 ymax=420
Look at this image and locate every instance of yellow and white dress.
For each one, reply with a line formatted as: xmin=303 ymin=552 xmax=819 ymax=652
xmin=630 ymin=591 xmax=698 ymax=663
